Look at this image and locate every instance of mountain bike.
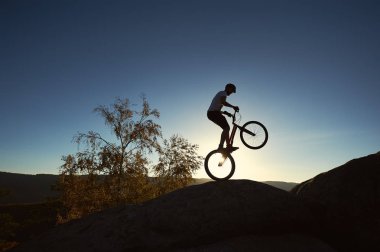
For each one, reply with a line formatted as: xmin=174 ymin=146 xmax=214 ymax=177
xmin=204 ymin=110 xmax=268 ymax=181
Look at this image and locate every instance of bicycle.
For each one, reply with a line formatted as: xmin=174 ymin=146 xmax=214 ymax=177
xmin=204 ymin=110 xmax=268 ymax=181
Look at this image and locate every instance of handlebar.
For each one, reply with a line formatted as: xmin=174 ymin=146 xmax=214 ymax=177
xmin=222 ymin=111 xmax=233 ymax=117
xmin=222 ymin=109 xmax=239 ymax=117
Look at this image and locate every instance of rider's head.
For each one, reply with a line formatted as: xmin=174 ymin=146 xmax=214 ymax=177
xmin=225 ymin=83 xmax=236 ymax=95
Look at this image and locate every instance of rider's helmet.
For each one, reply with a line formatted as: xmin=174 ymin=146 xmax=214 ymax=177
xmin=225 ymin=83 xmax=236 ymax=93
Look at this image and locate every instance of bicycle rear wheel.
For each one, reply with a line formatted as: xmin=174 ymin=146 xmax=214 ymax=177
xmin=240 ymin=121 xmax=268 ymax=149
xmin=204 ymin=150 xmax=235 ymax=181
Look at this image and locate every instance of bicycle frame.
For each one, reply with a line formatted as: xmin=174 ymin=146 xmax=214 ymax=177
xmin=206 ymin=111 xmax=268 ymax=180
xmin=225 ymin=111 xmax=256 ymax=147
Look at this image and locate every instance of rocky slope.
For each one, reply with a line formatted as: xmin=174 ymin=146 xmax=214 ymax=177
xmin=291 ymin=152 xmax=380 ymax=251
xmin=13 ymin=151 xmax=380 ymax=251
xmin=12 ymin=180 xmax=334 ymax=251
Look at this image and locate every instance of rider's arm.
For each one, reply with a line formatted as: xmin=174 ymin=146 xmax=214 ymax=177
xmin=221 ymin=96 xmax=239 ymax=111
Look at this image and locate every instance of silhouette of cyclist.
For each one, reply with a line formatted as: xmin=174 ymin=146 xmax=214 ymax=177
xmin=207 ymin=83 xmax=240 ymax=152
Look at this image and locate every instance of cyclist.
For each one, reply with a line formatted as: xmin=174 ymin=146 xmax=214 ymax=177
xmin=207 ymin=83 xmax=240 ymax=152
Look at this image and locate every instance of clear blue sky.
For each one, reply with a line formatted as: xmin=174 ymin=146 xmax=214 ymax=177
xmin=1 ymin=0 xmax=379 ymax=183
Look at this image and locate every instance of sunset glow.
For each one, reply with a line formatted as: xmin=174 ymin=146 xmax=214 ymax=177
xmin=1 ymin=0 xmax=379 ymax=183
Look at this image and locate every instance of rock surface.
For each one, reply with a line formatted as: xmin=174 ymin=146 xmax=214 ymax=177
xmin=177 ymin=234 xmax=335 ymax=252
xmin=12 ymin=180 xmax=334 ymax=251
xmin=291 ymin=152 xmax=380 ymax=251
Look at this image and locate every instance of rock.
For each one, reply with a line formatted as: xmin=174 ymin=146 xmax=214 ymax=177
xmin=291 ymin=152 xmax=380 ymax=251
xmin=137 ymin=180 xmax=316 ymax=250
xmin=12 ymin=180 xmax=333 ymax=251
xmin=177 ymin=234 xmax=336 ymax=252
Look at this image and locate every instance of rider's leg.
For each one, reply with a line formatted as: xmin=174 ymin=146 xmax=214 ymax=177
xmin=207 ymin=111 xmax=230 ymax=149
xmin=219 ymin=125 xmax=230 ymax=149
xmin=225 ymin=126 xmax=239 ymax=152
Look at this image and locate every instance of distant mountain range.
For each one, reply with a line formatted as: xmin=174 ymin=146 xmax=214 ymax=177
xmin=0 ymin=172 xmax=297 ymax=205
xmin=0 ymin=172 xmax=59 ymax=205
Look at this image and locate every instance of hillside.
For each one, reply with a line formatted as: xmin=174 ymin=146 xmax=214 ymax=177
xmin=11 ymin=179 xmax=334 ymax=252
xmin=0 ymin=172 xmax=297 ymax=205
xmin=0 ymin=172 xmax=59 ymax=205
xmin=7 ymin=151 xmax=380 ymax=251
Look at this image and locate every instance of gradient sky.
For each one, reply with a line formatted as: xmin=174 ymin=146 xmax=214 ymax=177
xmin=1 ymin=0 xmax=379 ymax=183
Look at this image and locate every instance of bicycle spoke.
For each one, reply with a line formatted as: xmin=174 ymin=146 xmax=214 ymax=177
xmin=240 ymin=121 xmax=268 ymax=149
xmin=205 ymin=151 xmax=235 ymax=180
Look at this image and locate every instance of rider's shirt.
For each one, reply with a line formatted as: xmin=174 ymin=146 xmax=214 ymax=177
xmin=208 ymin=91 xmax=227 ymax=112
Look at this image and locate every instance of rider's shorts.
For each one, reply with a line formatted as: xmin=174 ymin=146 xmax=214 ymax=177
xmin=207 ymin=111 xmax=229 ymax=130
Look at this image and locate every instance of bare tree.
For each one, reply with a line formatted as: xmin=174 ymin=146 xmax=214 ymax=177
xmin=58 ymin=96 xmax=203 ymax=221
xmin=59 ymin=96 xmax=161 ymax=220
xmin=57 ymin=97 xmax=202 ymax=222
xmin=154 ymin=135 xmax=203 ymax=194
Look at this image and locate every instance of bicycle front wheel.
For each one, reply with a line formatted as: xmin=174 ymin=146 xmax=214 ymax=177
xmin=240 ymin=121 xmax=268 ymax=149
xmin=204 ymin=150 xmax=235 ymax=181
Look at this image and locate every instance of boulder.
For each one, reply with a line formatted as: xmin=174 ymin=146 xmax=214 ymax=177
xmin=177 ymin=234 xmax=336 ymax=252
xmin=12 ymin=180 xmax=334 ymax=251
xmin=291 ymin=152 xmax=380 ymax=251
